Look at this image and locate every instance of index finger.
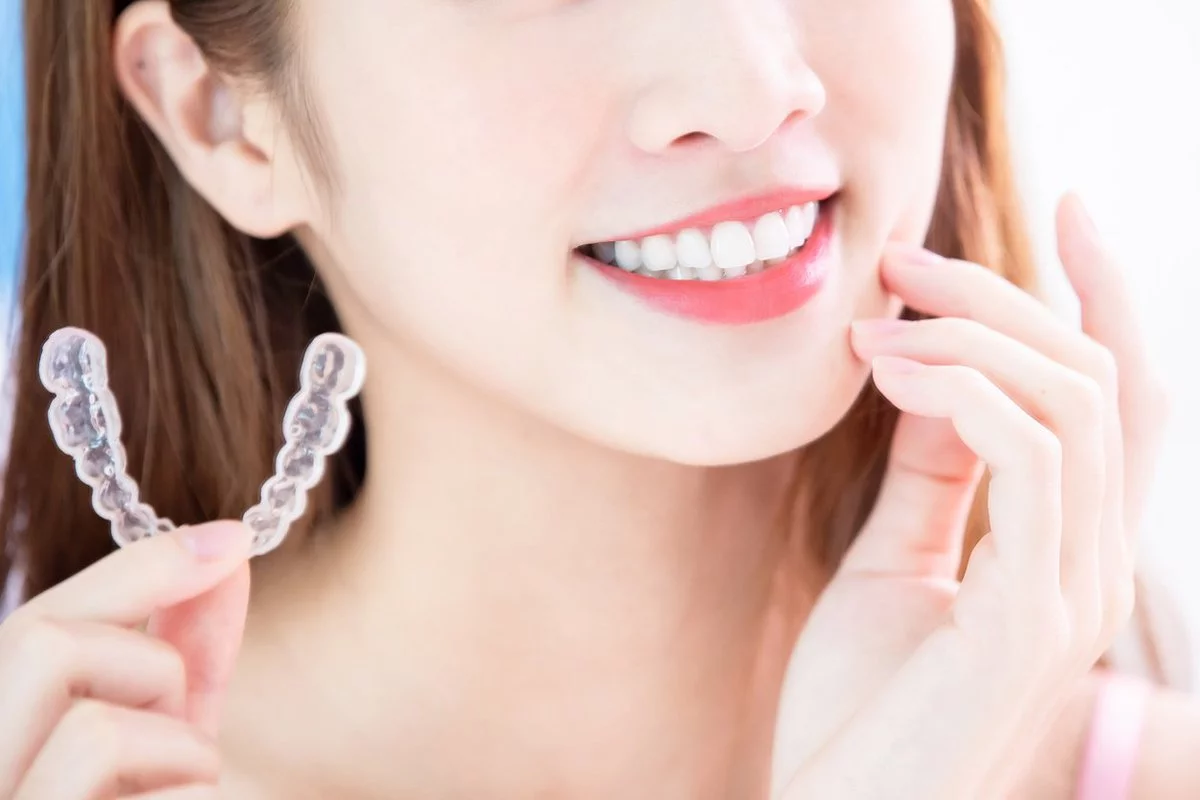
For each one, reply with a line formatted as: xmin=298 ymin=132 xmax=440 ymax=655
xmin=22 ymin=522 xmax=252 ymax=626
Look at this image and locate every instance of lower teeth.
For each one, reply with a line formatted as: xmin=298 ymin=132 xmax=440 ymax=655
xmin=643 ymin=256 xmax=786 ymax=280
xmin=586 ymin=246 xmax=804 ymax=281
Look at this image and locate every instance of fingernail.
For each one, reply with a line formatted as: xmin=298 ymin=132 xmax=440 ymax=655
xmin=885 ymin=242 xmax=945 ymax=268
xmin=872 ymin=355 xmax=924 ymax=375
xmin=180 ymin=522 xmax=252 ymax=561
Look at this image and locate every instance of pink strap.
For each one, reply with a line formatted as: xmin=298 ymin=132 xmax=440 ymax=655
xmin=1075 ymin=672 xmax=1151 ymax=800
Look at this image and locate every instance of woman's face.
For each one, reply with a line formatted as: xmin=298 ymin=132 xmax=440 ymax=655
xmin=294 ymin=0 xmax=957 ymax=464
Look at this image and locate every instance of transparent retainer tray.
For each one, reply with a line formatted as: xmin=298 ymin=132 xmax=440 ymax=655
xmin=39 ymin=327 xmax=366 ymax=557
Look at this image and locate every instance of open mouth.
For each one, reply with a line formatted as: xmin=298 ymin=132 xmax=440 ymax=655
xmin=575 ymin=200 xmax=826 ymax=282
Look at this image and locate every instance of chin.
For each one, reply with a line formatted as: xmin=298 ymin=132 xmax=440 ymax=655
xmin=599 ymin=352 xmax=874 ymax=468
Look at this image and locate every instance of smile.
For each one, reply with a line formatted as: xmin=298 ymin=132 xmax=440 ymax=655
xmin=575 ymin=190 xmax=837 ymax=325
xmin=581 ymin=202 xmax=819 ymax=281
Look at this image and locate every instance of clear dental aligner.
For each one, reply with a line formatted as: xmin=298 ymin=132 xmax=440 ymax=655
xmin=38 ymin=328 xmax=174 ymax=547
xmin=39 ymin=327 xmax=366 ymax=556
xmin=243 ymin=333 xmax=366 ymax=556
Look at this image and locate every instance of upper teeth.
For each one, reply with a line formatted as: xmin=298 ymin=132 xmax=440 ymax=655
xmin=594 ymin=203 xmax=819 ymax=277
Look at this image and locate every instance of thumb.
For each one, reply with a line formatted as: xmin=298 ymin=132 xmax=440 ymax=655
xmin=842 ymin=384 xmax=983 ymax=579
xmin=148 ymin=526 xmax=252 ymax=739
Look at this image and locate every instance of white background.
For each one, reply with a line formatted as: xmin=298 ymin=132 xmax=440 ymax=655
xmin=995 ymin=1 xmax=1200 ymax=678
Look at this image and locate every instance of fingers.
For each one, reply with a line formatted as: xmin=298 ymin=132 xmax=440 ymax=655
xmin=14 ymin=702 xmax=219 ymax=800
xmin=852 ymin=317 xmax=1107 ymax=622
xmin=855 ymin=334 xmax=1114 ymax=796
xmin=880 ymin=242 xmax=1093 ymax=371
xmin=841 ymin=410 xmax=980 ymax=580
xmin=0 ymin=618 xmax=187 ymax=794
xmin=871 ymin=357 xmax=1064 ymax=589
xmin=148 ymin=566 xmax=251 ymax=738
xmin=26 ymin=521 xmax=253 ymax=626
xmin=0 ymin=521 xmax=251 ymax=798
xmin=878 ymin=236 xmax=1138 ymax=642
xmin=878 ymin=242 xmax=1122 ymax=553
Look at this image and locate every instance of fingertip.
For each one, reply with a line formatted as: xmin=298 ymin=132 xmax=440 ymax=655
xmin=1056 ymin=192 xmax=1127 ymax=304
xmin=879 ymin=242 xmax=946 ymax=283
xmin=870 ymin=357 xmax=930 ymax=412
xmin=1060 ymin=189 xmax=1094 ymax=221
xmin=174 ymin=520 xmax=254 ymax=563
xmin=885 ymin=240 xmax=944 ymax=261
xmin=1057 ymin=192 xmax=1103 ymax=255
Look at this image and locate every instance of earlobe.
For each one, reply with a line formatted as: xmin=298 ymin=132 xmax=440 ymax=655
xmin=111 ymin=1 xmax=311 ymax=239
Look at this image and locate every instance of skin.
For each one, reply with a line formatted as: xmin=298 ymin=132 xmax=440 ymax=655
xmin=0 ymin=0 xmax=1196 ymax=798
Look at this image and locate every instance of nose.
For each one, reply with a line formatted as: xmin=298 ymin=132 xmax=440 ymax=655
xmin=626 ymin=0 xmax=826 ymax=155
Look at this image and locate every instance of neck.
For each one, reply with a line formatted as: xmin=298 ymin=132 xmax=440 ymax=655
xmin=226 ymin=339 xmax=811 ymax=799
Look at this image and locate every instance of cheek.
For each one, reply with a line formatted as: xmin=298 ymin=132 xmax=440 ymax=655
xmin=813 ymin=0 xmax=957 ymax=240
xmin=304 ymin=15 xmax=617 ymax=353
xmin=813 ymin=0 xmax=957 ymax=130
xmin=328 ymin=16 xmax=611 ymax=247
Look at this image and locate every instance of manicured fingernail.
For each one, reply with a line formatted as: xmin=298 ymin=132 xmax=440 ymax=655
xmin=886 ymin=242 xmax=945 ymax=267
xmin=872 ymin=356 xmax=924 ymax=375
xmin=180 ymin=522 xmax=252 ymax=561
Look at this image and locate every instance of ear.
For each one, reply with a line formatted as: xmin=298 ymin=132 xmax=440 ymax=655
xmin=112 ymin=1 xmax=315 ymax=238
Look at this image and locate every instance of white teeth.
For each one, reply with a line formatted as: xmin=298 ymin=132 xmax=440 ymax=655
xmin=675 ymin=229 xmax=713 ymax=271
xmin=590 ymin=200 xmax=823 ymax=281
xmin=710 ymin=221 xmax=757 ymax=271
xmin=614 ymin=240 xmax=642 ymax=272
xmin=640 ymin=235 xmax=677 ymax=273
xmin=785 ymin=204 xmax=816 ymax=249
xmin=753 ymin=212 xmax=791 ymax=261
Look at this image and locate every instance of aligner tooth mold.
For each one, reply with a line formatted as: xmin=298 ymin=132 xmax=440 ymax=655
xmin=243 ymin=333 xmax=366 ymax=556
xmin=38 ymin=328 xmax=174 ymax=547
xmin=39 ymin=328 xmax=366 ymax=557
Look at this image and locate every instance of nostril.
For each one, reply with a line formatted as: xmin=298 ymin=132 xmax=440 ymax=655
xmin=672 ymin=131 xmax=713 ymax=147
xmin=779 ymin=107 xmax=812 ymax=130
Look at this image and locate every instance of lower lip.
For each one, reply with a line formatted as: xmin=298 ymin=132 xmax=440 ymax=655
xmin=583 ymin=206 xmax=835 ymax=325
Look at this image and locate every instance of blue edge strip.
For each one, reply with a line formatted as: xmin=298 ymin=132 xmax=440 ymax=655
xmin=0 ymin=0 xmax=18 ymax=612
xmin=1 ymin=0 xmax=24 ymax=324
xmin=0 ymin=0 xmax=20 ymax=612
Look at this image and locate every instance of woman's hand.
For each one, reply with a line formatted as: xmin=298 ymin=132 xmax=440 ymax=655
xmin=769 ymin=194 xmax=1169 ymax=799
xmin=0 ymin=522 xmax=253 ymax=800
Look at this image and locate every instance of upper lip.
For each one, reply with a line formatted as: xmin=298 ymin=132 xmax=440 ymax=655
xmin=585 ymin=185 xmax=838 ymax=245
